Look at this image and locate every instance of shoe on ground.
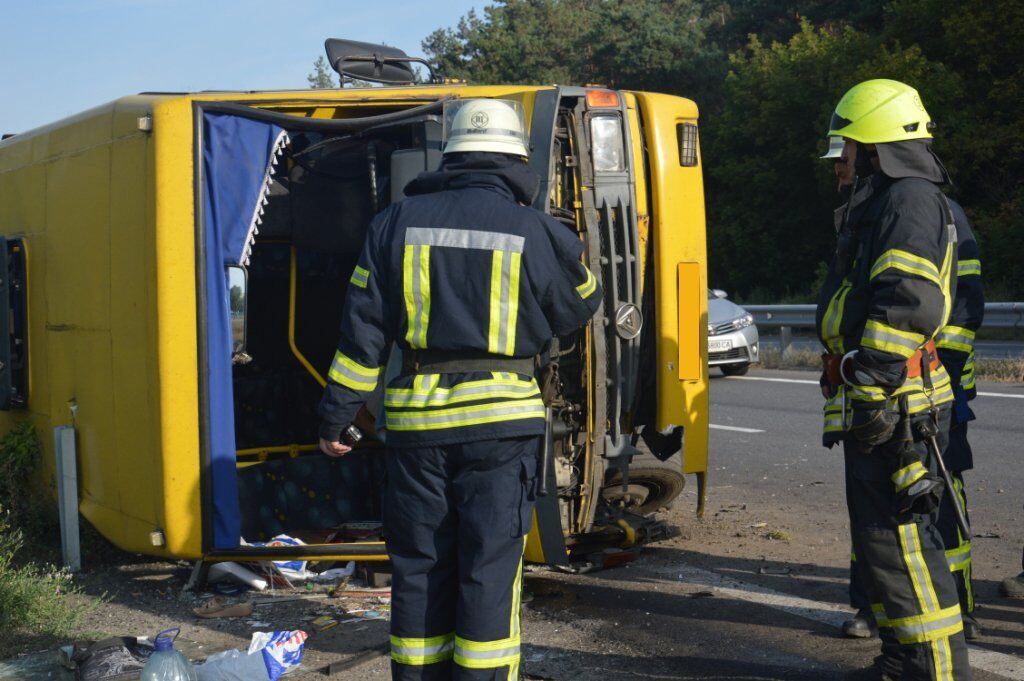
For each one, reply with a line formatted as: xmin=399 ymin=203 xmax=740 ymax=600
xmin=962 ymin=613 xmax=982 ymax=640
xmin=1000 ymin=571 xmax=1024 ymax=598
xmin=841 ymin=607 xmax=878 ymax=639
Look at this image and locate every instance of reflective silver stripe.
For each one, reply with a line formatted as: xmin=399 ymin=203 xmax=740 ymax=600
xmin=862 ymin=322 xmax=922 ymax=355
xmin=900 ymin=524 xmax=939 ymax=612
xmin=411 ymin=245 xmax=425 ymax=346
xmin=892 ymin=462 xmax=927 ymax=491
xmin=497 ymin=251 xmax=512 ymax=353
xmin=387 ymin=401 xmax=545 ymax=429
xmin=406 ymin=227 xmax=524 ymax=253
xmin=891 ymin=612 xmax=962 ymax=642
xmin=392 ymin=640 xmax=455 ymax=657
xmin=385 ymin=379 xmax=539 ymax=408
xmin=454 ymin=644 xmax=520 ymax=661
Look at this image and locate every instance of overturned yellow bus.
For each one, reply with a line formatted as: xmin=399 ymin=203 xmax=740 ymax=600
xmin=0 ymin=40 xmax=709 ymax=567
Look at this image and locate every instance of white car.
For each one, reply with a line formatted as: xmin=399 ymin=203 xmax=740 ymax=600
xmin=707 ymin=289 xmax=759 ymax=376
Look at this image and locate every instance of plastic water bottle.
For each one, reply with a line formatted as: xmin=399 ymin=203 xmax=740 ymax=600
xmin=141 ymin=628 xmax=197 ymax=681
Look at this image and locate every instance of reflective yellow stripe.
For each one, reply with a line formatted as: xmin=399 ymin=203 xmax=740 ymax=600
xmin=453 ymin=635 xmax=520 ymax=670
xmin=384 ymin=376 xmax=540 ymax=408
xmin=488 ymin=250 xmax=504 ymax=353
xmin=861 ymin=319 xmax=925 ymax=358
xmin=873 ymin=603 xmax=963 ymax=644
xmin=847 ymin=383 xmax=887 ymax=403
xmin=938 ymin=236 xmax=955 ymax=331
xmin=946 ymin=542 xmax=971 ymax=572
xmin=327 ymin=350 xmax=382 ymax=392
xmin=891 ymin=460 xmax=928 ymax=492
xmin=387 ymin=399 xmax=546 ymax=431
xmin=870 ymin=248 xmax=940 ymax=285
xmin=575 ymin=266 xmax=598 ymax=299
xmin=957 ymin=259 xmax=981 ymax=276
xmin=899 ymin=522 xmax=940 ymax=614
xmin=350 ymin=265 xmax=370 ymax=289
xmin=822 ymin=282 xmax=852 ymax=354
xmin=935 ymin=325 xmax=974 ymax=353
xmin=391 ymin=633 xmax=455 ymax=666
xmin=898 ymin=522 xmax=957 ymax=680
xmin=505 ymin=252 xmax=521 ymax=355
xmin=486 ymin=250 xmax=523 ymax=356
xmin=403 ymin=244 xmax=431 ymax=348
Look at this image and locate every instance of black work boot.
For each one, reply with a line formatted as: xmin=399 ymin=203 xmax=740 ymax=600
xmin=841 ymin=607 xmax=878 ymax=639
xmin=962 ymin=613 xmax=982 ymax=640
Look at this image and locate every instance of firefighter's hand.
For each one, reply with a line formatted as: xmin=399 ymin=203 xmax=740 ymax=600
xmin=819 ymin=371 xmax=835 ymax=399
xmin=320 ymin=438 xmax=352 ymax=457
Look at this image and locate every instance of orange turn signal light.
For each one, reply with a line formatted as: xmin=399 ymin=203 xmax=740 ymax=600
xmin=586 ymin=89 xmax=620 ymax=108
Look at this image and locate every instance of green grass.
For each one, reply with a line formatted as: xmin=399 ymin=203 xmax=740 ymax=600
xmin=0 ymin=424 xmax=97 ymax=656
xmin=0 ymin=514 xmax=93 ymax=653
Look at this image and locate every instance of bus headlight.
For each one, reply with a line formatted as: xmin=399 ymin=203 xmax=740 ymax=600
xmin=591 ymin=115 xmax=625 ymax=172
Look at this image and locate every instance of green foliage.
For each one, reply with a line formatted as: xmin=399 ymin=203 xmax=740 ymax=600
xmin=0 ymin=422 xmax=42 ymax=525
xmin=0 ymin=510 xmax=91 ymax=649
xmin=307 ymin=55 xmax=338 ymax=88
xmin=422 ymin=0 xmax=1023 ymax=300
xmin=422 ymin=0 xmax=727 ymax=108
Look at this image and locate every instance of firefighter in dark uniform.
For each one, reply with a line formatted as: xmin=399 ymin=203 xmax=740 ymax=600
xmin=317 ymin=98 xmax=601 ymax=681
xmin=830 ymin=130 xmax=987 ymax=639
xmin=815 ymin=80 xmax=971 ymax=680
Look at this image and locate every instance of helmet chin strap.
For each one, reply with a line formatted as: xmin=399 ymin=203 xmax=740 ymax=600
xmin=854 ymin=142 xmax=877 ymax=177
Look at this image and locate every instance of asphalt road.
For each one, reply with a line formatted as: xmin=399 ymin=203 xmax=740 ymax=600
xmin=514 ymin=368 xmax=1024 ymax=681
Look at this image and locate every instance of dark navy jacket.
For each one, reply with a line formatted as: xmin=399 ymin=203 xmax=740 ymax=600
xmin=319 ymin=155 xmax=602 ymax=447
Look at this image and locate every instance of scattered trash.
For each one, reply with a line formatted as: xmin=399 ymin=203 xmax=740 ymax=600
xmin=195 ymin=631 xmax=306 ymax=681
xmin=974 ymin=532 xmax=1001 ymax=539
xmin=193 ymin=597 xmax=254 ymax=619
xmin=311 ymin=563 xmax=356 ymax=582
xmin=245 ymin=535 xmax=311 ymax=581
xmin=747 ymin=522 xmax=767 ymax=528
xmin=208 ymin=562 xmax=268 ymax=591
xmin=758 ymin=566 xmax=792 ymax=575
xmin=311 ymin=615 xmax=338 ymax=632
xmin=141 ymin=628 xmax=196 ymax=681
xmin=71 ymin=636 xmax=155 ymax=680
xmin=248 ymin=621 xmax=272 ymax=628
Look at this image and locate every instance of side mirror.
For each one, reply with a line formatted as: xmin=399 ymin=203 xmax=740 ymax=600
xmin=712 ymin=288 xmax=728 ymax=299
xmin=227 ymin=265 xmax=248 ymax=355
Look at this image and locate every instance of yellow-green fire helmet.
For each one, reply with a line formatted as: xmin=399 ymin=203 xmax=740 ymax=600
xmin=827 ymin=79 xmax=933 ymax=144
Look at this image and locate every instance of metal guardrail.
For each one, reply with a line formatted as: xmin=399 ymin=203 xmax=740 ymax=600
xmin=744 ymin=302 xmax=1024 ymax=350
xmin=746 ymin=302 xmax=1024 ymax=329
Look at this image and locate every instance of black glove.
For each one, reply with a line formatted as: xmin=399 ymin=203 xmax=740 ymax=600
xmin=849 ymin=404 xmax=899 ymax=446
xmin=840 ymin=349 xmax=907 ymax=393
xmin=890 ymin=405 xmax=943 ymax=514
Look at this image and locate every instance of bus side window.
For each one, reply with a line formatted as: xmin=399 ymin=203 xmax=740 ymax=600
xmin=0 ymin=237 xmax=28 ymax=410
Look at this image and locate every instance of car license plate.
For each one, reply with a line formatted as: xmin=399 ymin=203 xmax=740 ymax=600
xmin=709 ymin=339 xmax=733 ymax=352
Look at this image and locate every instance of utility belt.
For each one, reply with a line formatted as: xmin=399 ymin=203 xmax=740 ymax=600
xmin=401 ymin=349 xmax=537 ymax=376
xmin=822 ymin=339 xmax=940 ymax=386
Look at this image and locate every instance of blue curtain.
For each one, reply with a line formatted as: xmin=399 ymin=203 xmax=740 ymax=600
xmin=201 ymin=112 xmax=288 ymax=549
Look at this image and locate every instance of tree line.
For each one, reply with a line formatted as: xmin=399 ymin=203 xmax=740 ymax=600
xmin=418 ymin=0 xmax=1023 ymax=302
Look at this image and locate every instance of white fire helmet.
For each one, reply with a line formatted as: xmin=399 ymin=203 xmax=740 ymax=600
xmin=443 ymin=98 xmax=529 ymax=157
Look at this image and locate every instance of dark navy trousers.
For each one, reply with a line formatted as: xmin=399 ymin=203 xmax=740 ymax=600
xmin=384 ymin=435 xmax=540 ymax=681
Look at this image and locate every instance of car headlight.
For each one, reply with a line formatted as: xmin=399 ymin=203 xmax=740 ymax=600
xmin=732 ymin=313 xmax=753 ymax=330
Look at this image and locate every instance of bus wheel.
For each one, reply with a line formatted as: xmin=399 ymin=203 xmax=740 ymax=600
xmin=601 ymin=456 xmax=685 ymax=515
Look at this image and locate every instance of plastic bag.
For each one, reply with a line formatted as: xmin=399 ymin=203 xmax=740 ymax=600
xmin=194 ymin=631 xmax=306 ymax=681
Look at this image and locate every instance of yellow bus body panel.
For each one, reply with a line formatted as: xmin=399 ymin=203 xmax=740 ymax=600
xmin=0 ymin=84 xmax=708 ymax=561
xmin=630 ymin=92 xmax=710 ymax=476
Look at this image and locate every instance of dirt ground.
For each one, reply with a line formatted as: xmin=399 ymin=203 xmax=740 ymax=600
xmin=3 ymin=476 xmax=1020 ymax=680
